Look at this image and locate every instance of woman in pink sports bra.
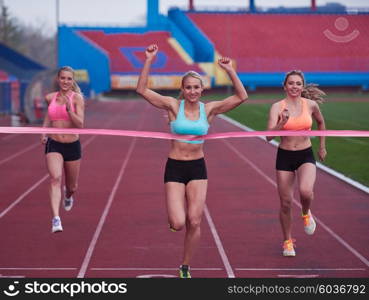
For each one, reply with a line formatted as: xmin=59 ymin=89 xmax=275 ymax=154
xmin=266 ymin=70 xmax=327 ymax=257
xmin=41 ymin=66 xmax=85 ymax=233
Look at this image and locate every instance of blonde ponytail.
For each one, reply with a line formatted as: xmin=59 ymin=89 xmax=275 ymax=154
xmin=71 ymin=80 xmax=82 ymax=95
xmin=302 ymin=83 xmax=326 ymax=104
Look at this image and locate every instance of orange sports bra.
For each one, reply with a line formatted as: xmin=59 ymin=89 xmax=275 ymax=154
xmin=280 ymin=98 xmax=312 ymax=131
xmin=48 ymin=92 xmax=75 ymax=121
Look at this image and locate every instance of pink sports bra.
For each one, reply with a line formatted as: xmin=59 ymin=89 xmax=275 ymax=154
xmin=280 ymin=98 xmax=312 ymax=131
xmin=48 ymin=92 xmax=75 ymax=121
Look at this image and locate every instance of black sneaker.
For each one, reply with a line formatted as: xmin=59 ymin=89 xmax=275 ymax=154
xmin=179 ymin=265 xmax=191 ymax=278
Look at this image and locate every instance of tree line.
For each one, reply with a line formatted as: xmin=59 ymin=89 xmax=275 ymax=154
xmin=0 ymin=3 xmax=56 ymax=68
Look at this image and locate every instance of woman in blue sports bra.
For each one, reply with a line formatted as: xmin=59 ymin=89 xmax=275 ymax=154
xmin=136 ymin=44 xmax=248 ymax=278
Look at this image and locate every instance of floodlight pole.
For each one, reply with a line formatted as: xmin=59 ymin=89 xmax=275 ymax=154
xmin=189 ymin=0 xmax=194 ymax=11
xmin=56 ymin=0 xmax=59 ymax=67
xmin=311 ymin=0 xmax=317 ymax=11
xmin=249 ymin=0 xmax=255 ymax=13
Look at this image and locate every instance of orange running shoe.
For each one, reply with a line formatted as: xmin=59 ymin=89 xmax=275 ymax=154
xmin=302 ymin=210 xmax=316 ymax=235
xmin=283 ymin=239 xmax=296 ymax=257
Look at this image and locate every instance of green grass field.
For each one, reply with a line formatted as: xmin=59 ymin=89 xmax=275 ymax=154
xmin=219 ymin=94 xmax=369 ymax=187
xmin=110 ymin=90 xmax=368 ymax=187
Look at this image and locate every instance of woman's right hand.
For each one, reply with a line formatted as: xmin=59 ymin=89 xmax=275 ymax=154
xmin=145 ymin=44 xmax=158 ymax=60
xmin=277 ymin=109 xmax=289 ymax=127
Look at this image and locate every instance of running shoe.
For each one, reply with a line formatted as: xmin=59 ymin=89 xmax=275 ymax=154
xmin=63 ymin=186 xmax=74 ymax=211
xmin=169 ymin=224 xmax=177 ymax=232
xmin=52 ymin=216 xmax=63 ymax=233
xmin=179 ymin=265 xmax=191 ymax=278
xmin=302 ymin=210 xmax=316 ymax=235
xmin=283 ymin=239 xmax=296 ymax=257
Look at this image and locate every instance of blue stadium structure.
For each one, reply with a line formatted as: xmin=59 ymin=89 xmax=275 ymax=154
xmin=1 ymin=1 xmax=368 ymax=124
xmin=0 ymin=42 xmax=45 ymax=116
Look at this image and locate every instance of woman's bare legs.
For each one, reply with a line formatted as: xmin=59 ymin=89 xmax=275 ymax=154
xmin=182 ymin=179 xmax=207 ymax=265
xmin=46 ymin=153 xmax=64 ymax=218
xmin=165 ymin=180 xmax=207 ymax=266
xmin=297 ymin=163 xmax=316 ymax=215
xmin=64 ymin=159 xmax=81 ymax=199
xmin=276 ymin=170 xmax=295 ymax=241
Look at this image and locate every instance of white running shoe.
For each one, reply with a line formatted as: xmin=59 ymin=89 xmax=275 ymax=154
xmin=63 ymin=186 xmax=74 ymax=211
xmin=52 ymin=216 xmax=63 ymax=233
xmin=302 ymin=210 xmax=316 ymax=235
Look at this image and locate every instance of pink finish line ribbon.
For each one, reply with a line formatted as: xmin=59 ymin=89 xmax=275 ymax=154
xmin=0 ymin=127 xmax=368 ymax=140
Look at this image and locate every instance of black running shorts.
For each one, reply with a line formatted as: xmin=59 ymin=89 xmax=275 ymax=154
xmin=45 ymin=138 xmax=82 ymax=161
xmin=276 ymin=147 xmax=316 ymax=172
xmin=164 ymin=157 xmax=207 ymax=185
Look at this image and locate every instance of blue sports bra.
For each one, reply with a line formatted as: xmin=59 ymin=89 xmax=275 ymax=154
xmin=170 ymin=100 xmax=209 ymax=144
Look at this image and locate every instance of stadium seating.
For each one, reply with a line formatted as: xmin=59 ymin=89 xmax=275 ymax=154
xmin=79 ymin=30 xmax=204 ymax=74
xmin=187 ymin=13 xmax=369 ymax=72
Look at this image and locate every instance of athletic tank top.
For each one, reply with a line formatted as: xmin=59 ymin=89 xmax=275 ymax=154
xmin=170 ymin=100 xmax=209 ymax=144
xmin=48 ymin=92 xmax=75 ymax=121
xmin=280 ymin=98 xmax=312 ymax=131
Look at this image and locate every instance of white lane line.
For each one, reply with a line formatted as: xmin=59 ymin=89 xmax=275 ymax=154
xmin=0 ymin=174 xmax=49 ymax=219
xmin=0 ymin=268 xmax=76 ymax=270
xmin=77 ymin=138 xmax=138 ymax=278
xmin=0 ymin=143 xmax=39 ymax=166
xmin=278 ymin=275 xmax=320 ymax=278
xmin=204 ymin=205 xmax=235 ymax=278
xmin=0 ymin=115 xmax=121 ymax=219
xmin=77 ymin=107 xmax=147 ymax=278
xmin=315 ymin=162 xmax=369 ymax=194
xmin=1 ymin=134 xmax=19 ymax=141
xmin=235 ymin=268 xmax=366 ymax=271
xmin=218 ymin=114 xmax=369 ymax=194
xmin=222 ymin=139 xmax=369 ymax=269
xmin=91 ymin=268 xmax=223 ymax=271
xmin=0 ymin=136 xmax=97 ymax=220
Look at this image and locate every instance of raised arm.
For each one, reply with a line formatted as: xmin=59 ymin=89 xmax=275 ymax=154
xmin=312 ymin=101 xmax=327 ymax=161
xmin=206 ymin=57 xmax=248 ymax=121
xmin=136 ymin=44 xmax=176 ymax=112
xmin=266 ymin=103 xmax=289 ymax=142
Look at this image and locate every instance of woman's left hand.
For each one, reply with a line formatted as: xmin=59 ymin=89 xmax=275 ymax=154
xmin=318 ymin=148 xmax=327 ymax=161
xmin=65 ymin=101 xmax=71 ymax=113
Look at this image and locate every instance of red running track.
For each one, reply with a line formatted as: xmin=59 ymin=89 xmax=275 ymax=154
xmin=0 ymin=100 xmax=368 ymax=278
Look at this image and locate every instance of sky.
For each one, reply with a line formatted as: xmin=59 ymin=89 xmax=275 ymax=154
xmin=2 ymin=0 xmax=369 ymax=37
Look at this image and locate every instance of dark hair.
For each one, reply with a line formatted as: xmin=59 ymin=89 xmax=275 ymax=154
xmin=283 ymin=70 xmax=326 ymax=104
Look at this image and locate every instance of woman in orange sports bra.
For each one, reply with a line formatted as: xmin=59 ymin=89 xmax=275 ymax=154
xmin=266 ymin=70 xmax=327 ymax=257
xmin=41 ymin=66 xmax=85 ymax=233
